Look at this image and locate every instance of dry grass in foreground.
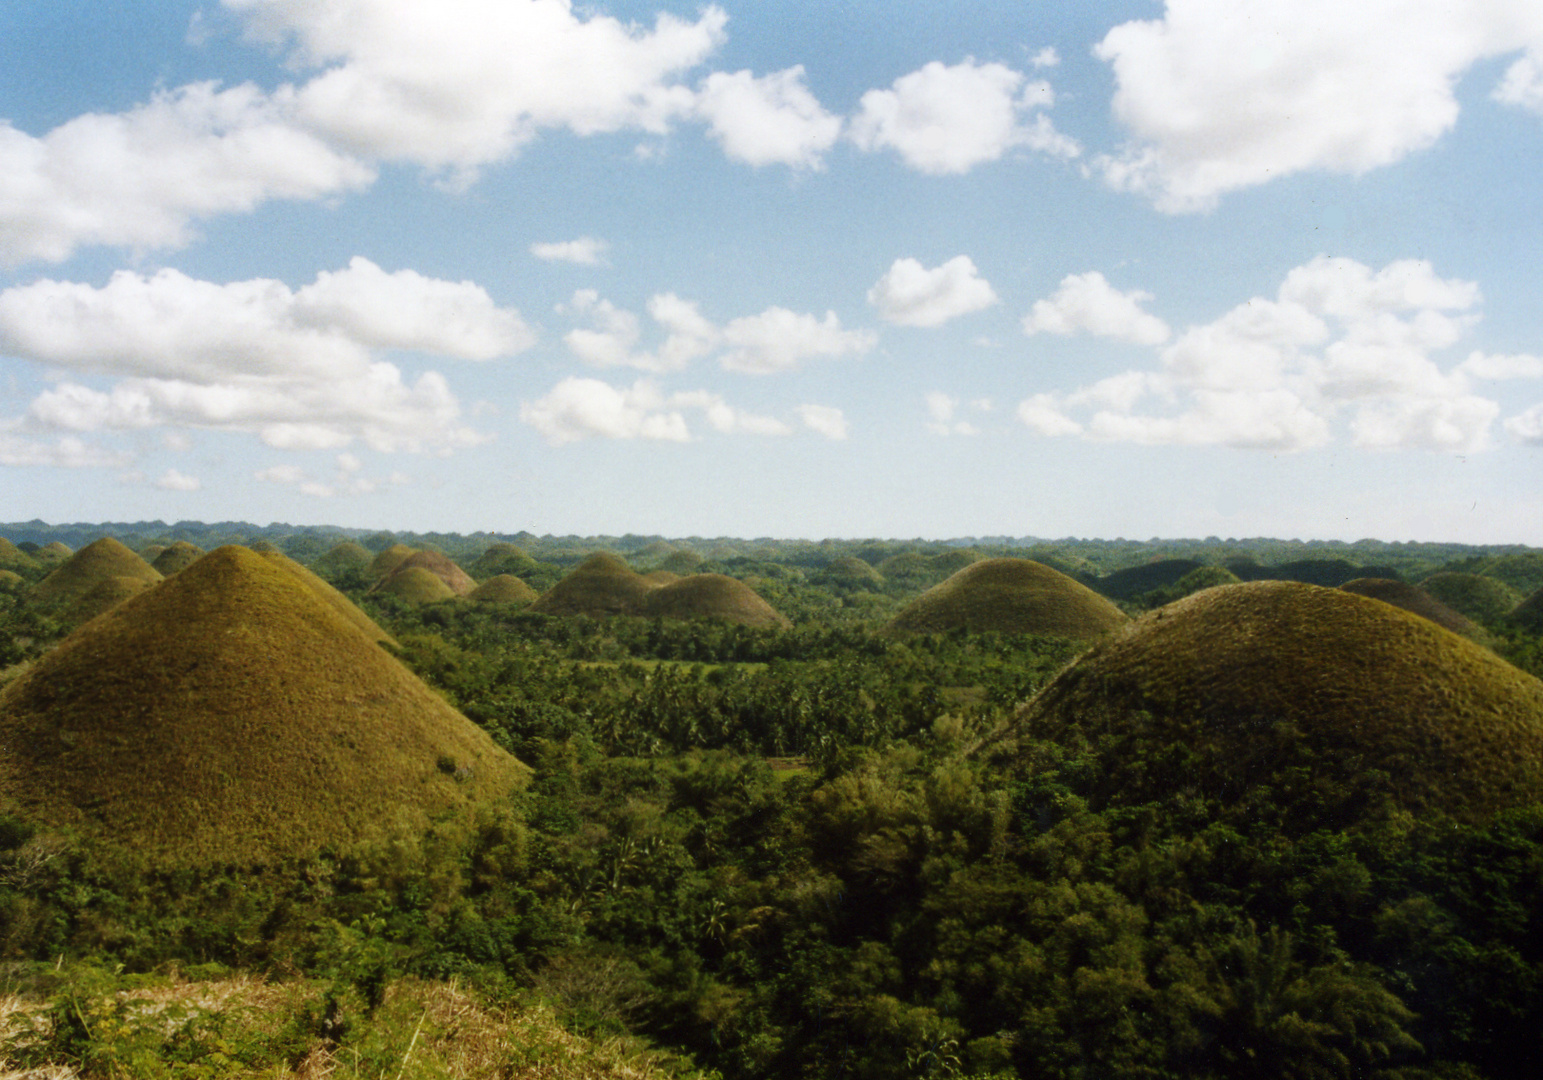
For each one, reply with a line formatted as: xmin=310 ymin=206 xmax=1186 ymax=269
xmin=2 ymin=973 xmax=695 ymax=1080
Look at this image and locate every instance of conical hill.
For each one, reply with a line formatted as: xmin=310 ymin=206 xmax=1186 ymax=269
xmin=370 ymin=543 xmax=417 ymax=579
xmin=151 ymin=540 xmax=204 ymax=576
xmin=640 ymin=574 xmax=791 ymax=628
xmin=62 ymin=576 xmax=154 ymax=626
xmin=470 ymin=542 xmax=537 ymax=579
xmin=311 ymin=541 xmax=373 ymax=579
xmin=818 ymin=556 xmax=884 ymax=587
xmin=374 ymin=566 xmax=457 ymax=605
xmin=887 ymin=558 xmax=1128 ymax=639
xmin=0 ymin=546 xmax=527 ymax=864
xmin=32 ymin=538 xmax=162 ymax=609
xmin=1420 ymin=571 xmax=1521 ymax=625
xmin=255 ymin=550 xmax=395 ymax=646
xmin=0 ymin=539 xmax=35 ymax=569
xmin=1340 ymin=577 xmax=1487 ymax=643
xmin=466 ymin=575 xmax=538 ymax=604
xmin=375 ymin=550 xmax=476 ymax=597
xmin=1014 ymin=581 xmax=1543 ymax=830
xmin=39 ymin=542 xmax=72 ymax=562
xmin=530 ymin=553 xmax=654 ymax=616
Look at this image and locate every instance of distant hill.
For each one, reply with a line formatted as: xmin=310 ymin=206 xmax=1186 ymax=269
xmin=32 ymin=538 xmax=162 ymax=612
xmin=640 ymin=574 xmax=791 ymax=628
xmin=888 ymin=558 xmax=1128 ymax=639
xmin=373 ymin=565 xmax=457 ymax=605
xmin=530 ymin=553 xmax=655 ymax=616
xmin=1091 ymin=558 xmax=1203 ymax=600
xmin=1419 ymin=571 xmax=1522 ymax=625
xmin=0 ymin=546 xmax=526 ymax=865
xmin=150 ymin=540 xmax=204 ymax=576
xmin=374 ymin=550 xmax=476 ymax=597
xmin=466 ymin=574 xmax=538 ymax=604
xmin=1013 ymin=581 xmax=1543 ymax=831
xmin=311 ymin=540 xmax=374 ymax=580
xmin=369 ymin=543 xmax=417 ymax=579
xmin=1339 ymin=577 xmax=1488 ymax=643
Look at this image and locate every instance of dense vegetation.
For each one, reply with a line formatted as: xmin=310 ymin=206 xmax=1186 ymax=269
xmin=4 ymin=526 xmax=1543 ymax=1078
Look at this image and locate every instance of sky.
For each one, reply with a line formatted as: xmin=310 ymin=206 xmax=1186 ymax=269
xmin=2 ymin=0 xmax=1543 ymax=543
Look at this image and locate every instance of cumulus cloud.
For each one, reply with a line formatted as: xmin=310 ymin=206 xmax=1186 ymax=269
xmin=850 ymin=58 xmax=1079 ymax=174
xmin=1459 ymin=351 xmax=1543 ymax=380
xmin=1095 ymin=1 xmax=1543 ymax=212
xmin=721 ymin=308 xmax=876 ymax=374
xmin=229 ymin=0 xmax=727 ymax=183
xmin=869 ymin=256 xmax=998 ymax=327
xmin=0 ymin=432 xmax=130 ymax=468
xmin=560 ymin=291 xmax=873 ymax=375
xmin=0 ymin=81 xmax=373 ymax=265
xmin=253 ymin=453 xmax=408 ymax=495
xmin=155 ymin=468 xmax=202 ymax=491
xmin=1017 ymin=255 xmax=1513 ymax=453
xmin=531 ymin=236 xmax=609 ymax=265
xmin=0 ymin=259 xmax=526 ymax=453
xmin=694 ymin=66 xmax=842 ymax=169
xmin=797 ymin=404 xmax=848 ymax=440
xmin=520 ymin=377 xmax=791 ymax=444
xmin=1023 ymin=271 xmax=1170 ymax=345
xmin=925 ymin=392 xmax=991 ymax=436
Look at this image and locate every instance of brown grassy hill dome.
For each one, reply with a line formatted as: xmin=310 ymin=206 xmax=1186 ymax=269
xmin=375 ymin=550 xmax=476 ymax=597
xmin=39 ymin=542 xmax=73 ymax=562
xmin=1420 ymin=571 xmax=1522 ymax=625
xmin=466 ymin=574 xmax=538 ymax=604
xmin=139 ymin=544 xmax=167 ymax=563
xmin=62 ymin=575 xmax=154 ymax=626
xmin=1340 ymin=577 xmax=1487 ymax=643
xmin=930 ymin=549 xmax=984 ymax=575
xmin=151 ymin=540 xmax=204 ymax=576
xmin=1479 ymin=552 xmax=1543 ymax=597
xmin=1014 ymin=581 xmax=1543 ymax=831
xmin=641 ymin=570 xmax=681 ymax=587
xmin=640 ymin=574 xmax=792 ymax=628
xmin=530 ymin=553 xmax=653 ymax=617
xmin=0 ymin=539 xmax=36 ymax=569
xmin=247 ymin=540 xmax=281 ymax=553
xmin=819 ymin=556 xmax=884 ymax=586
xmin=659 ymin=550 xmax=705 ymax=575
xmin=373 ymin=566 xmax=456 ymax=605
xmin=636 ymin=541 xmax=677 ymax=563
xmin=887 ymin=558 xmax=1128 ymax=639
xmin=370 ymin=543 xmax=417 ymax=579
xmin=877 ymin=552 xmax=931 ymax=581
xmin=255 ymin=550 xmax=395 ymax=646
xmin=0 ymin=545 xmax=527 ymax=865
xmin=0 ymin=569 xmax=23 ymax=589
xmin=311 ymin=540 xmax=374 ymax=579
xmin=32 ymin=538 xmax=162 ymax=608
xmin=470 ymin=542 xmax=537 ymax=579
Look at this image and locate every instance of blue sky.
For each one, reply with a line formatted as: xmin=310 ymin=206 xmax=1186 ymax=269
xmin=3 ymin=0 xmax=1543 ymax=543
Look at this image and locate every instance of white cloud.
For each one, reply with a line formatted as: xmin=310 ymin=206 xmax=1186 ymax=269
xmin=0 ymin=260 xmax=521 ymax=452
xmin=255 ymin=464 xmax=306 ymax=483
xmin=1017 ymin=255 xmax=1508 ymax=453
xmin=797 ymin=404 xmax=848 ymax=440
xmin=253 ymin=454 xmax=410 ymax=495
xmin=531 ymin=237 xmax=609 ymax=265
xmin=1023 ymin=271 xmax=1170 ymax=345
xmin=1094 ymin=1 xmax=1543 ymax=212
xmin=1459 ymin=351 xmax=1543 ymax=380
xmin=1505 ymin=404 xmax=1543 ymax=444
xmin=230 ymin=0 xmax=727 ymax=182
xmin=562 ymin=290 xmax=645 ymax=369
xmin=520 ymin=377 xmax=794 ymax=444
xmin=694 ymin=66 xmax=842 ymax=169
xmin=0 ymin=81 xmax=373 ymax=265
xmin=1031 ymin=47 xmax=1060 ymax=69
xmin=1495 ymin=52 xmax=1543 ymax=114
xmin=720 ymin=308 xmax=876 ymax=374
xmin=155 ymin=468 xmax=202 ymax=491
xmin=0 ymin=433 xmax=129 ymax=468
xmin=925 ymin=392 xmax=989 ymax=436
xmin=869 ymin=256 xmax=998 ymax=327
xmin=850 ymin=58 xmax=1079 ymax=174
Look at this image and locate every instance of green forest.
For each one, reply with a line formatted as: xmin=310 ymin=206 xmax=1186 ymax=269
xmin=4 ymin=524 xmax=1543 ymax=1079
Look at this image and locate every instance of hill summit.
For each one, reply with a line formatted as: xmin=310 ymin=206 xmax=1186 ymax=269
xmin=1014 ymin=581 xmax=1543 ymax=830
xmin=887 ymin=558 xmax=1127 ymax=639
xmin=530 ymin=553 xmax=654 ymax=616
xmin=32 ymin=537 xmax=162 ymax=611
xmin=641 ymin=574 xmax=791 ymax=628
xmin=0 ymin=545 xmax=527 ymax=864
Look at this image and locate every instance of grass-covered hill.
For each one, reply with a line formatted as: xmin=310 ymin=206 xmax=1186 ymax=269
xmin=1420 ymin=570 xmax=1523 ymax=625
xmin=256 ymin=550 xmax=396 ymax=646
xmin=1339 ymin=576 xmax=1488 ymax=642
xmin=466 ymin=573 xmax=539 ymax=604
xmin=659 ymin=549 xmax=705 ymax=574
xmin=149 ymin=539 xmax=204 ymax=576
xmin=816 ymin=555 xmax=884 ymax=587
xmin=640 ymin=573 xmax=792 ymax=628
xmin=369 ymin=542 xmax=417 ymax=579
xmin=1090 ymin=557 xmax=1204 ymax=599
xmin=0 ymin=538 xmax=36 ymax=569
xmin=1477 ymin=551 xmax=1543 ymax=596
xmin=372 ymin=564 xmax=457 ymax=605
xmin=1014 ymin=581 xmax=1543 ymax=831
xmin=31 ymin=537 xmax=162 ymax=609
xmin=311 ymin=539 xmax=374 ymax=579
xmin=529 ymin=552 xmax=655 ymax=616
xmin=470 ymin=541 xmax=538 ymax=579
xmin=888 ymin=557 xmax=1128 ymax=639
xmin=375 ymin=550 xmax=477 ymax=597
xmin=0 ymin=545 xmax=527 ymax=865
xmin=61 ymin=575 xmax=156 ymax=626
